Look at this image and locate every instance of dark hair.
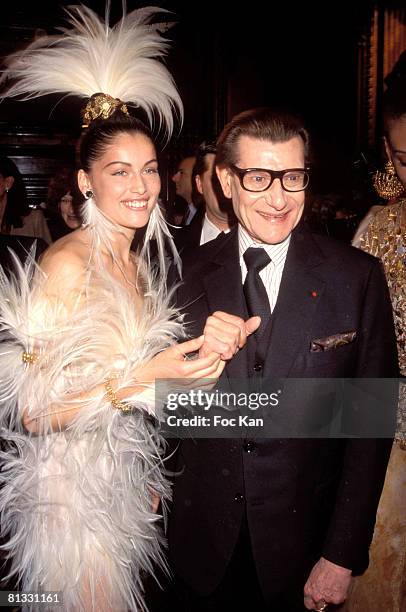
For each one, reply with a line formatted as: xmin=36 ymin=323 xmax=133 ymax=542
xmin=191 ymin=141 xmax=217 ymax=208
xmin=383 ymin=60 xmax=406 ymax=133
xmin=166 ymin=198 xmax=188 ymax=225
xmin=175 ymin=151 xmax=197 ymax=166
xmin=46 ymin=166 xmax=83 ymax=214
xmin=384 ymin=50 xmax=406 ymax=91
xmin=216 ymin=107 xmax=310 ymax=167
xmin=79 ymin=110 xmax=153 ymax=173
xmin=0 ymin=156 xmax=30 ymax=229
xmin=193 ymin=141 xmax=217 ymax=178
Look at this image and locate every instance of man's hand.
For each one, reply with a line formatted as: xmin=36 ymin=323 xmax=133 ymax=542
xmin=200 ymin=312 xmax=261 ymax=360
xmin=304 ymin=557 xmax=352 ymax=610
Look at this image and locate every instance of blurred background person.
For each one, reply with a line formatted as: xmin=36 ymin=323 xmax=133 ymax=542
xmin=45 ymin=166 xmax=83 ymax=241
xmin=305 ymin=191 xmax=359 ymax=243
xmin=171 ymin=154 xmax=197 ymax=225
xmin=344 ymin=53 xmax=406 ymax=612
xmin=195 ymin=141 xmax=236 ymax=244
xmin=351 ymin=201 xmax=385 ymax=247
xmin=174 ymin=141 xmax=236 ymax=250
xmin=0 ymin=155 xmax=51 ymax=244
xmin=352 ymin=52 xmax=406 ymax=249
xmin=166 ymin=198 xmax=188 ymax=227
xmin=59 ymin=192 xmax=80 ymax=230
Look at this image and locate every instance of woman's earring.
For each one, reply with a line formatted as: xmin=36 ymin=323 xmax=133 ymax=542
xmin=373 ymin=160 xmax=404 ymax=200
xmin=85 ymin=190 xmax=94 ymax=199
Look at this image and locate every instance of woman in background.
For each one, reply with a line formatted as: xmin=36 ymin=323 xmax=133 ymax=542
xmin=0 ymin=155 xmax=51 ymax=243
xmin=344 ymin=57 xmax=405 ymax=612
xmin=46 ymin=167 xmax=82 ymax=241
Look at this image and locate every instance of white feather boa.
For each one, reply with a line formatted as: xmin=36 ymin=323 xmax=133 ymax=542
xmin=0 ymin=241 xmax=184 ymax=611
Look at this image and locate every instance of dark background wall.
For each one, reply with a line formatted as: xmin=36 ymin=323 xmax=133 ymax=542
xmin=0 ymin=0 xmax=400 ymax=207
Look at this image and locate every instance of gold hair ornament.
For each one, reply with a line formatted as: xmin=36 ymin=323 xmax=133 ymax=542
xmin=373 ymin=160 xmax=404 ymax=200
xmin=104 ymin=378 xmax=132 ymax=413
xmin=22 ymin=351 xmax=38 ymax=365
xmin=82 ymin=92 xmax=130 ymax=128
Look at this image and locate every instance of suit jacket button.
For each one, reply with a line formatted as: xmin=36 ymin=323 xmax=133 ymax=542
xmin=234 ymin=493 xmax=244 ymax=502
xmin=243 ymin=441 xmax=256 ymax=453
xmin=253 ymin=362 xmax=263 ymax=372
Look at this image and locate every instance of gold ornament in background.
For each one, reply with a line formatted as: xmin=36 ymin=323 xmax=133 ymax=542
xmin=373 ymin=160 xmax=404 ymax=200
xmin=82 ymin=92 xmax=129 ymax=127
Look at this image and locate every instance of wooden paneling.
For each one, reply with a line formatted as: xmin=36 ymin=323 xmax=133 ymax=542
xmin=357 ymin=2 xmax=406 ymax=150
xmin=0 ymin=123 xmax=76 ymax=206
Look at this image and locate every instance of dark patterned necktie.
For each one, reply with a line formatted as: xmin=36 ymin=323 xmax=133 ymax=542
xmin=243 ymin=247 xmax=271 ymax=330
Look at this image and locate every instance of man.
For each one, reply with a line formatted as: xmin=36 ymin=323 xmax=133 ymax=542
xmin=171 ymin=155 xmax=197 ymax=225
xmin=167 ymin=108 xmax=398 ymax=611
xmin=194 ymin=141 xmax=236 ymax=245
xmin=175 ymin=142 xmax=237 ymax=249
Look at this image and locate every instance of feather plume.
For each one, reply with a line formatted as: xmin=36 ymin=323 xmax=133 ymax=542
xmin=0 ymin=4 xmax=183 ymax=137
xmin=140 ymin=202 xmax=182 ymax=282
xmin=80 ymin=196 xmax=182 ymax=290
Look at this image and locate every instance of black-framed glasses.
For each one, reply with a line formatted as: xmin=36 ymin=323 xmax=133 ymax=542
xmin=230 ymin=164 xmax=310 ymax=193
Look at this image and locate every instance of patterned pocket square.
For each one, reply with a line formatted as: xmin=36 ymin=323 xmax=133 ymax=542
xmin=310 ymin=331 xmax=357 ymax=352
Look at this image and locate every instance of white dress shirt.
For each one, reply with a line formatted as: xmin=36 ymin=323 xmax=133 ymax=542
xmin=238 ymin=225 xmax=290 ymax=312
xmin=200 ymin=213 xmax=230 ymax=245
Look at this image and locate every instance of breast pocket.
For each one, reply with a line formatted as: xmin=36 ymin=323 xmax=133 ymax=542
xmin=305 ymin=339 xmax=358 ymax=374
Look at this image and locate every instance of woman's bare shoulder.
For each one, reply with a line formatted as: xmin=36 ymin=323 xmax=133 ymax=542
xmin=39 ymin=230 xmax=90 ymax=291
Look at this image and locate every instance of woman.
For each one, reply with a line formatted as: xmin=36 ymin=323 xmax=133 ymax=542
xmin=344 ymin=62 xmax=406 ymax=612
xmin=46 ymin=168 xmax=82 ymax=241
xmin=0 ymin=155 xmax=52 ymax=243
xmin=0 ymin=156 xmax=49 ymax=271
xmin=58 ymin=191 xmax=80 ymax=229
xmin=0 ymin=7 xmax=243 ymax=611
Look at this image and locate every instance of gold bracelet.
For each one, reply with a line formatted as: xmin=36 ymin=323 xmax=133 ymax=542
xmin=104 ymin=378 xmax=132 ymax=413
xmin=22 ymin=351 xmax=38 ymax=365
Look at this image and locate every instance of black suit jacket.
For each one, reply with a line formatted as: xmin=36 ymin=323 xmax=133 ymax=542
xmin=0 ymin=235 xmax=47 ymax=276
xmin=167 ymin=223 xmax=398 ymax=598
xmin=172 ymin=207 xmax=205 ymax=252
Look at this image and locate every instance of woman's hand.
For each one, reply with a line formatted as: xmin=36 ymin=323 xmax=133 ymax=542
xmin=200 ymin=312 xmax=261 ymax=360
xmin=135 ymin=335 xmax=225 ymax=385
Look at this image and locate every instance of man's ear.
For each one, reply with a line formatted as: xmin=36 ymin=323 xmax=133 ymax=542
xmin=195 ymin=175 xmax=203 ymax=196
xmin=5 ymin=176 xmax=14 ymax=191
xmin=77 ymin=169 xmax=91 ymax=195
xmin=216 ymin=166 xmax=233 ymax=199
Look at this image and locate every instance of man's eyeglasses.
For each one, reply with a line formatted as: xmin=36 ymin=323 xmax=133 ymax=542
xmin=229 ymin=165 xmax=310 ymax=193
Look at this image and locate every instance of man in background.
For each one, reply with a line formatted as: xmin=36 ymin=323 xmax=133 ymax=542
xmin=194 ymin=141 xmax=236 ymax=245
xmin=171 ymin=155 xmax=197 ymax=225
xmin=176 ymin=142 xmax=236 ymax=250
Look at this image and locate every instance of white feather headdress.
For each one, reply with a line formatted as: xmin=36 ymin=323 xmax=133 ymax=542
xmin=0 ymin=4 xmax=183 ymax=137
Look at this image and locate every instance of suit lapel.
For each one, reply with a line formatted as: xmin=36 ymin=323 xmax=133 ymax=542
xmin=263 ymin=225 xmax=326 ymax=378
xmin=180 ymin=225 xmax=327 ymax=381
xmin=201 ymin=229 xmax=249 ymax=379
xmin=203 ymin=230 xmax=245 ymax=318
